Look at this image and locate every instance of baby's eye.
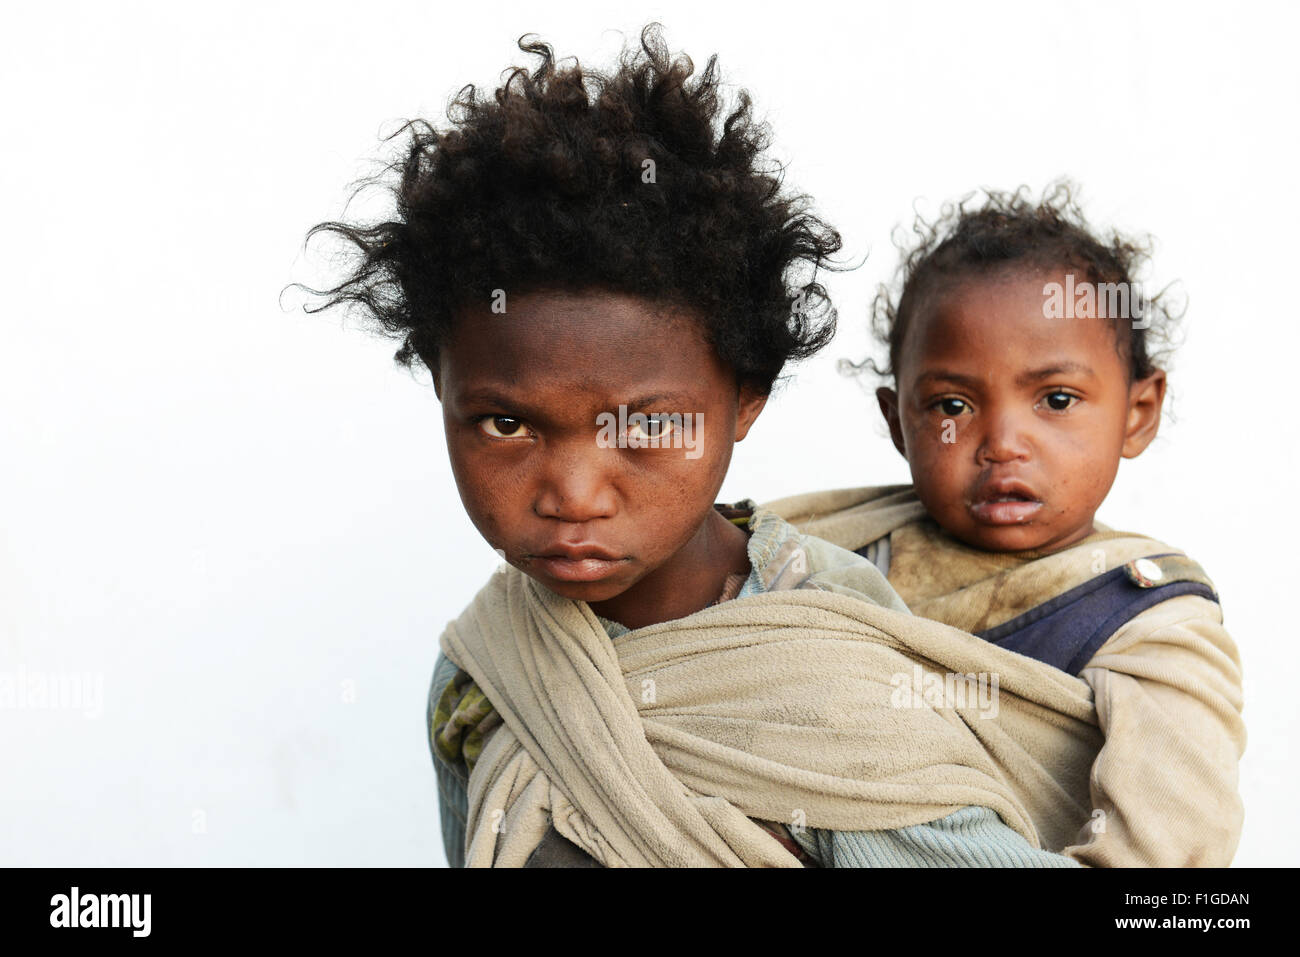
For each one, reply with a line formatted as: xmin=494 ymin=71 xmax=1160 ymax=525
xmin=628 ymin=414 xmax=675 ymax=442
xmin=934 ymin=397 xmax=971 ymax=416
xmin=1040 ymin=392 xmax=1079 ymax=412
xmin=478 ymin=415 xmax=531 ymax=439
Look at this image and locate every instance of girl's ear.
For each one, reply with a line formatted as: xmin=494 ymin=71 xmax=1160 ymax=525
xmin=877 ymin=387 xmax=908 ymax=459
xmin=734 ymin=384 xmax=769 ymax=442
xmin=1121 ymin=369 xmax=1166 ymax=458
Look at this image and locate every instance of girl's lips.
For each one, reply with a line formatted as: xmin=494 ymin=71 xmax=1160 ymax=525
xmin=531 ymin=555 xmax=628 ymax=583
xmin=968 ymin=498 xmax=1043 ymax=525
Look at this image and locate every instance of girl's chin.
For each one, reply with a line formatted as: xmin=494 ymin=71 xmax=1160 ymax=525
xmin=527 ymin=574 xmax=633 ymax=604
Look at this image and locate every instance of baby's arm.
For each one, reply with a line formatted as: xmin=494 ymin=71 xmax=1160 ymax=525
xmin=1062 ymin=594 xmax=1246 ymax=866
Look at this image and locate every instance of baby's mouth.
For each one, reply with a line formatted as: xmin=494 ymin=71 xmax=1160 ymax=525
xmin=967 ymin=483 xmax=1044 ymax=525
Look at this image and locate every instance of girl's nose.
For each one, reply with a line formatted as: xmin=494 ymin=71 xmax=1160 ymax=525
xmin=532 ymin=440 xmax=619 ymax=523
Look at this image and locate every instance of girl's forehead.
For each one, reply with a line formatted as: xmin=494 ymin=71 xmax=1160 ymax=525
xmin=444 ymin=290 xmax=719 ymax=377
xmin=440 ymin=290 xmax=735 ymax=415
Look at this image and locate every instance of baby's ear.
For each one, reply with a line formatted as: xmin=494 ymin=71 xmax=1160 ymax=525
xmin=1122 ymin=369 xmax=1166 ymax=458
xmin=876 ymin=387 xmax=907 ymax=459
xmin=734 ymin=384 xmax=769 ymax=442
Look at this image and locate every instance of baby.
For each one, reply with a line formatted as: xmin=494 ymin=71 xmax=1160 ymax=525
xmin=771 ymin=184 xmax=1246 ymax=866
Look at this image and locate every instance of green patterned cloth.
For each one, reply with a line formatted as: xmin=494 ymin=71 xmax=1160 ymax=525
xmin=432 ymin=667 xmax=502 ymax=777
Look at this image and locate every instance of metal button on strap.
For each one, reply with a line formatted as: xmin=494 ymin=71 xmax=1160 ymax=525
xmin=1133 ymin=558 xmax=1164 ymax=583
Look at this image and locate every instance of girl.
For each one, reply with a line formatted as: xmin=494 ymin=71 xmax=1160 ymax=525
xmin=298 ymin=27 xmax=1084 ymax=867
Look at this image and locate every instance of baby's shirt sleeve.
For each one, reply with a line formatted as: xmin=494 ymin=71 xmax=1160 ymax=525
xmin=1062 ymin=594 xmax=1246 ymax=866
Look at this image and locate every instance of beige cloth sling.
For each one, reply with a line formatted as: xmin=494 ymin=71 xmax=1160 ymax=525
xmin=439 ymin=520 xmax=1107 ymax=867
xmin=764 ymin=485 xmax=1247 ymax=866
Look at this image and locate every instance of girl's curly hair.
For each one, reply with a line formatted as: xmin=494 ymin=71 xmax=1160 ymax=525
xmin=292 ymin=23 xmax=843 ymax=394
xmin=857 ymin=181 xmax=1182 ymax=385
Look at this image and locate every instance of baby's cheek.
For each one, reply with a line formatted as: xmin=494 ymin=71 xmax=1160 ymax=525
xmin=1045 ymin=468 xmax=1105 ymax=532
xmin=1059 ymin=442 xmax=1112 ymax=498
xmin=914 ymin=425 xmax=967 ymax=488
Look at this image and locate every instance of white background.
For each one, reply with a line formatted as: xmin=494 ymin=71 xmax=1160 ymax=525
xmin=2 ymin=0 xmax=1296 ymax=867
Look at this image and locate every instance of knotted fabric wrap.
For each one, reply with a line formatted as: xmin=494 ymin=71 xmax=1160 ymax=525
xmin=439 ymin=539 xmax=1102 ymax=867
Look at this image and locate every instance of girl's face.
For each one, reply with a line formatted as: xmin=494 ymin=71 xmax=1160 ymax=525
xmin=435 ymin=289 xmax=766 ymax=628
xmin=877 ymin=268 xmax=1166 ymax=554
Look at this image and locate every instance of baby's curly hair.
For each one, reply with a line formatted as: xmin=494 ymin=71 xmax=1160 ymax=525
xmin=860 ymin=181 xmax=1181 ymax=384
xmin=294 ymin=24 xmax=842 ymax=395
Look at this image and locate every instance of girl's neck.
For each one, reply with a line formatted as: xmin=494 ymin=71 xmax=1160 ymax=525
xmin=588 ymin=507 xmax=751 ymax=631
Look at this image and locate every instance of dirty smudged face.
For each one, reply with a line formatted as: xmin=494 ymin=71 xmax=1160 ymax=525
xmin=877 ymin=268 xmax=1165 ymax=553
xmin=435 ymin=289 xmax=766 ymax=629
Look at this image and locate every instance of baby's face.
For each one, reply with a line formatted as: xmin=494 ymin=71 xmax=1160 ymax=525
xmin=879 ymin=268 xmax=1165 ymax=553
xmin=435 ymin=288 xmax=764 ymax=619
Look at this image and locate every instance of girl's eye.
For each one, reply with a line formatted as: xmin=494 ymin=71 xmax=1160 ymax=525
xmin=628 ymin=414 xmax=675 ymax=442
xmin=1041 ymin=392 xmax=1079 ymax=412
xmin=478 ymin=415 xmax=530 ymax=439
xmin=935 ymin=397 xmax=970 ymax=416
